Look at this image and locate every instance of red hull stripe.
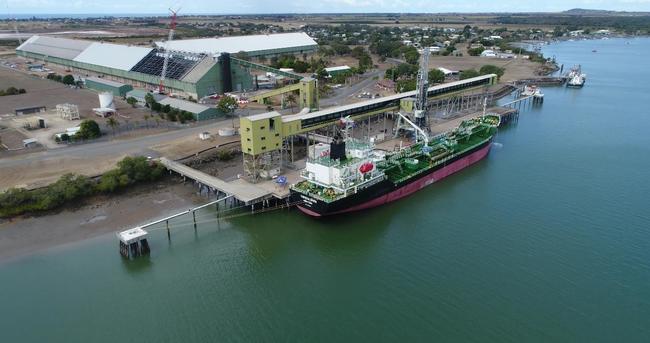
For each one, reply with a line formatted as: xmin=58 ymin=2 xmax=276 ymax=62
xmin=297 ymin=143 xmax=492 ymax=217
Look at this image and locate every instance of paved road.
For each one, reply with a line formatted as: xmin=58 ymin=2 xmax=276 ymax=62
xmin=0 ymin=118 xmax=235 ymax=169
xmin=320 ymin=69 xmax=384 ymax=107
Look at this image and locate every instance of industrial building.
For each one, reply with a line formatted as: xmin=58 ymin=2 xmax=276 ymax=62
xmin=84 ymin=77 xmax=133 ymax=97
xmin=158 ymin=98 xmax=219 ymax=121
xmin=16 ymin=32 xmax=318 ymax=100
xmin=155 ymin=32 xmax=317 ymax=58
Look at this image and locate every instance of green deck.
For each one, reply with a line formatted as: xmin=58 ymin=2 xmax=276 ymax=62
xmin=293 ymin=115 xmax=500 ymax=202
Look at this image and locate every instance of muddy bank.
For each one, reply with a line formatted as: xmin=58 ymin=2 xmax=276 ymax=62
xmin=0 ymin=178 xmax=202 ymax=263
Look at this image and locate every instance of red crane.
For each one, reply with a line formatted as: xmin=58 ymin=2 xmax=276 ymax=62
xmin=159 ymin=8 xmax=179 ymax=94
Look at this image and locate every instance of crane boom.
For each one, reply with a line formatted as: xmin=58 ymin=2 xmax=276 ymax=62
xmin=159 ymin=8 xmax=179 ymax=94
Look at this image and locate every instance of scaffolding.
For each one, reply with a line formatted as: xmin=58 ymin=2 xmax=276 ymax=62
xmin=56 ymin=103 xmax=80 ymax=120
xmin=243 ymin=150 xmax=282 ymax=183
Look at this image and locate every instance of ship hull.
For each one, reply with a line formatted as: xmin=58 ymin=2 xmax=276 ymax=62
xmin=293 ymin=140 xmax=492 ymax=217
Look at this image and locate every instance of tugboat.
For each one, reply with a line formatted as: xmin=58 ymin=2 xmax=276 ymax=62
xmin=566 ymin=65 xmax=587 ymax=88
xmin=521 ymin=85 xmax=544 ymax=102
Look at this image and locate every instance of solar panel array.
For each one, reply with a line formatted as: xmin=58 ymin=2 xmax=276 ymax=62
xmin=130 ymin=50 xmax=203 ymax=80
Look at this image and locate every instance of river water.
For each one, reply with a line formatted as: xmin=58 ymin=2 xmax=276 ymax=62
xmin=1 ymin=38 xmax=650 ymax=342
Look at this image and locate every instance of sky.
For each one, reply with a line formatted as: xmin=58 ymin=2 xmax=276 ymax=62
xmin=3 ymin=0 xmax=650 ymax=14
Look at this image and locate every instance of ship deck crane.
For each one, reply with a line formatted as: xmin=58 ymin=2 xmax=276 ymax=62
xmin=159 ymin=8 xmax=179 ymax=94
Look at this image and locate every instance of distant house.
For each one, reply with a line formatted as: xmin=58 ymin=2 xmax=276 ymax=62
xmin=325 ymin=66 xmax=352 ymax=77
xmin=489 ymin=35 xmax=503 ymax=40
xmin=481 ymin=50 xmax=497 ymax=58
xmin=437 ymin=67 xmax=459 ymax=76
xmin=569 ymin=30 xmax=584 ymax=37
xmin=15 ymin=106 xmax=46 ymax=116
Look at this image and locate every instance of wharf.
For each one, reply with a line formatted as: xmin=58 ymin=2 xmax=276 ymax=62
xmin=159 ymin=157 xmax=272 ymax=205
xmin=515 ymin=77 xmax=566 ymax=86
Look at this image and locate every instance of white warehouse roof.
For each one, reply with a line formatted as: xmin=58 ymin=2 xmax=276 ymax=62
xmin=325 ymin=65 xmax=351 ymax=72
xmin=156 ymin=32 xmax=317 ymax=55
xmin=158 ymin=97 xmax=211 ymax=114
xmin=73 ymin=42 xmax=153 ymax=71
xmin=17 ymin=35 xmax=92 ymax=60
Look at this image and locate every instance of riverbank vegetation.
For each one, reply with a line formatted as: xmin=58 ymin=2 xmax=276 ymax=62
xmin=0 ymin=156 xmax=165 ymax=218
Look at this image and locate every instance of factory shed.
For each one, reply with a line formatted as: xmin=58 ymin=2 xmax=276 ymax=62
xmin=158 ymin=97 xmax=219 ymax=121
xmin=325 ymin=65 xmax=352 ymax=77
xmin=84 ymin=77 xmax=133 ymax=97
xmin=125 ymin=89 xmax=165 ymax=104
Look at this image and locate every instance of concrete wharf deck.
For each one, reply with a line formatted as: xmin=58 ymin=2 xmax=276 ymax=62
xmin=159 ymin=157 xmax=272 ymax=205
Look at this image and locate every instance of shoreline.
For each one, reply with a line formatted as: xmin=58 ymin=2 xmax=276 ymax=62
xmin=0 ymin=177 xmax=203 ymax=263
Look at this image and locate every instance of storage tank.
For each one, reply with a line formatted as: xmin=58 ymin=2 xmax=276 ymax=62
xmin=98 ymin=92 xmax=115 ymax=110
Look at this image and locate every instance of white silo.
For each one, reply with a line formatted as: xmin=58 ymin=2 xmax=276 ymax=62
xmin=98 ymin=92 xmax=115 ymax=110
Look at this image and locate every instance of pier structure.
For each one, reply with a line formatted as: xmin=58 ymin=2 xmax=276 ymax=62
xmin=118 ymin=228 xmax=150 ymax=259
xmin=117 ymin=195 xmax=234 ymax=258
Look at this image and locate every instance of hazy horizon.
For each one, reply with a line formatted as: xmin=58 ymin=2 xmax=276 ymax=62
xmin=2 ymin=0 xmax=650 ymax=16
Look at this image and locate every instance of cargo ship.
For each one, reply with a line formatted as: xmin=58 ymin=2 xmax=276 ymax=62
xmin=290 ymin=114 xmax=500 ymax=217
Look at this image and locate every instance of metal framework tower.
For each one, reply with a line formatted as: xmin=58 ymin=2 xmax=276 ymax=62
xmin=159 ymin=8 xmax=179 ymax=94
xmin=414 ymin=47 xmax=430 ymax=127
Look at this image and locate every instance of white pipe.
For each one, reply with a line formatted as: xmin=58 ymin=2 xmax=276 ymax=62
xmin=397 ymin=112 xmax=429 ymax=144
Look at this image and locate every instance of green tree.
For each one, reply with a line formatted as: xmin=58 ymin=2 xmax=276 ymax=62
xmin=167 ymin=108 xmax=178 ymax=122
xmin=285 ymin=93 xmax=297 ymax=113
xmin=479 ymin=64 xmax=505 ymax=80
xmin=460 ymin=69 xmax=481 ymax=80
xmin=396 ymin=79 xmax=417 ymax=92
xmin=143 ymin=114 xmax=150 ymax=128
xmin=77 ymin=119 xmax=101 ymax=139
xmin=126 ymin=96 xmax=137 ymax=107
xmin=97 ymin=169 xmax=129 ymax=193
xmin=293 ymin=60 xmax=310 ymax=73
xmin=107 ymin=117 xmax=120 ymax=136
xmin=428 ymin=69 xmax=446 ymax=84
xmin=162 ymin=104 xmax=171 ymax=113
xmin=144 ymin=93 xmax=155 ymax=107
xmin=62 ymin=74 xmax=75 ymax=85
xmin=217 ymin=96 xmax=239 ymax=127
xmin=467 ymin=47 xmax=485 ymax=56
xmin=403 ymin=47 xmax=420 ymax=65
xmin=315 ymin=67 xmax=329 ymax=80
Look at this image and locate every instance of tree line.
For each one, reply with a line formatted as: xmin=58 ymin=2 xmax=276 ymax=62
xmin=47 ymin=73 xmax=77 ymax=85
xmin=143 ymin=93 xmax=196 ymax=123
xmin=0 ymin=156 xmax=165 ymax=218
xmin=0 ymin=87 xmax=26 ymax=96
